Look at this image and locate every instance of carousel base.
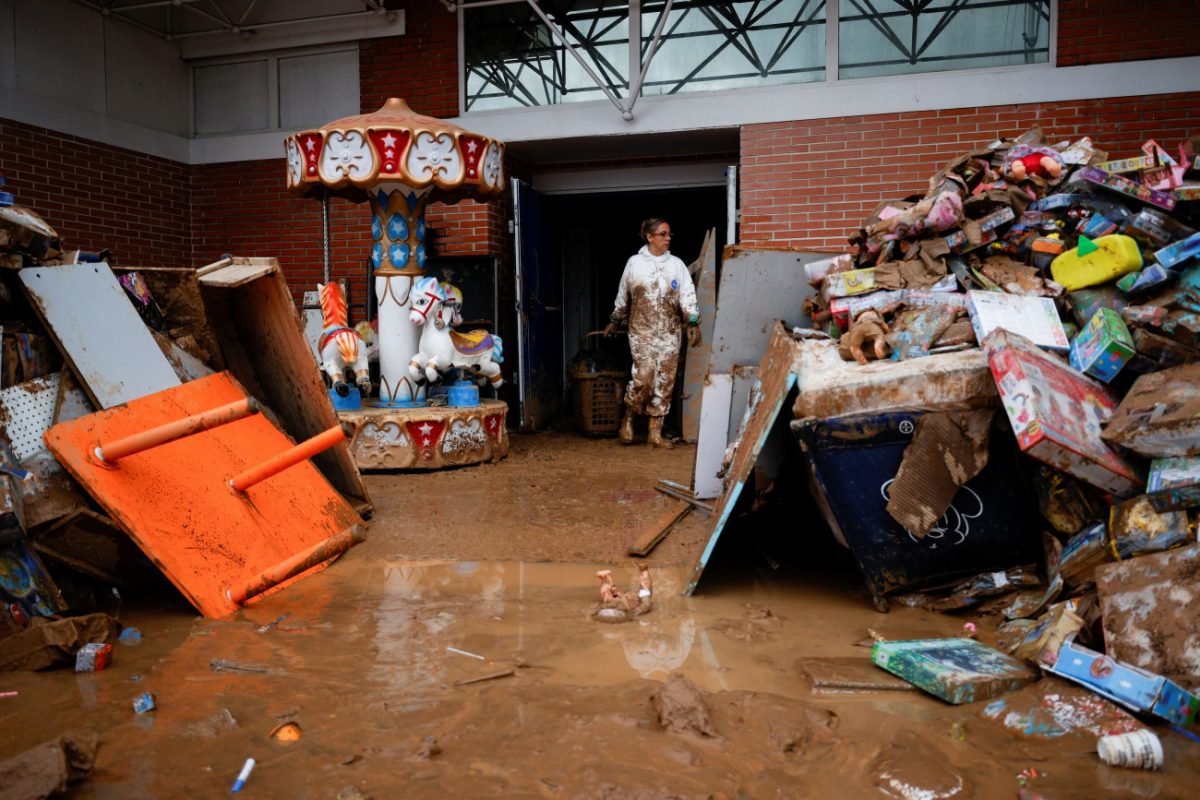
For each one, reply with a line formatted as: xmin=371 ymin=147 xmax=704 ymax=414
xmin=338 ymin=398 xmax=509 ymax=470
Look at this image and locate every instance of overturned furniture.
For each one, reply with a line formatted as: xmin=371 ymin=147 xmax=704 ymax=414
xmin=45 ymin=372 xmax=364 ymax=618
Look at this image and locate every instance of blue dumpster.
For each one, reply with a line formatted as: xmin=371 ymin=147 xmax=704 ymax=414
xmin=791 ymin=411 xmax=1040 ymax=612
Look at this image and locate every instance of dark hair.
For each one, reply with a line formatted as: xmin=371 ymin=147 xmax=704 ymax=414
xmin=640 ymin=217 xmax=668 ymax=242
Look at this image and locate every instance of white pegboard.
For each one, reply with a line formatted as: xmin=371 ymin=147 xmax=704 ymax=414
xmin=0 ymin=372 xmax=61 ymax=461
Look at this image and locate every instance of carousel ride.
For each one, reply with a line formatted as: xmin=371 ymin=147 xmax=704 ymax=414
xmin=286 ymin=98 xmax=509 ymax=469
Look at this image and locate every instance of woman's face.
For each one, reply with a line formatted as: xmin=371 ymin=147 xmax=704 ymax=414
xmin=646 ymin=223 xmax=672 ymax=256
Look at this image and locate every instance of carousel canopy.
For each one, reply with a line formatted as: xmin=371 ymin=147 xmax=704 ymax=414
xmin=285 ymin=98 xmax=506 ymax=203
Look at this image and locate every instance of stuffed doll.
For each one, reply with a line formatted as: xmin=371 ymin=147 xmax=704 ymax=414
xmin=838 ymin=309 xmax=891 ymax=365
xmin=1004 ymin=145 xmax=1064 ymax=181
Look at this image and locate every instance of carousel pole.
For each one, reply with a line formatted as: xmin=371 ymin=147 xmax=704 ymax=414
xmin=321 ymin=191 xmax=331 ymax=285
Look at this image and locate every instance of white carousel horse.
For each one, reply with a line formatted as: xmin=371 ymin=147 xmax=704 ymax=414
xmin=318 ymin=281 xmax=371 ymax=397
xmin=407 ymin=276 xmax=504 ymax=388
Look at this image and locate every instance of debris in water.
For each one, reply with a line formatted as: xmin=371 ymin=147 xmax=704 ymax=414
xmin=132 ymin=692 xmax=156 ymax=714
xmin=445 ymin=646 xmax=485 ymax=660
xmin=269 ymin=721 xmax=303 ymax=742
xmin=455 ymin=669 xmax=515 ymax=686
xmin=230 ymin=757 xmax=256 ymax=793
xmin=257 ymin=614 xmax=290 ymax=634
xmin=650 ymin=674 xmax=719 ymax=739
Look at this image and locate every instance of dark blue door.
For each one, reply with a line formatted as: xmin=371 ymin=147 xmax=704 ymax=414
xmin=512 ymin=178 xmax=563 ymax=431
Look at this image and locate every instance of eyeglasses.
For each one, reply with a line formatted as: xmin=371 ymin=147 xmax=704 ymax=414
xmin=652 ymin=231 xmax=673 ymax=238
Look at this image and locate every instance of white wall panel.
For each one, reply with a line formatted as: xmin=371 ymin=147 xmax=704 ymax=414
xmin=105 ymin=18 xmax=189 ymax=136
xmin=278 ymin=49 xmax=358 ymax=131
xmin=15 ymin=0 xmax=105 ymax=113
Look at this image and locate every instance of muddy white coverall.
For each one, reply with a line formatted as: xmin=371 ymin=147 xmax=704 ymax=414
xmin=610 ymin=246 xmax=699 ymax=417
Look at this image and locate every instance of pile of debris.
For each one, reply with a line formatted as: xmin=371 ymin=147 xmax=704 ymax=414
xmin=798 ymin=129 xmax=1200 ymax=766
xmin=0 ymin=177 xmax=367 ymax=671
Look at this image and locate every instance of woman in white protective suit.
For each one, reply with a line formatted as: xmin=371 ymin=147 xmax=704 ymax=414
xmin=603 ymin=218 xmax=700 ymax=448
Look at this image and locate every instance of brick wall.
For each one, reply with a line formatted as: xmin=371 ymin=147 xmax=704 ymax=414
xmin=0 ymin=118 xmax=190 ymax=266
xmin=1057 ymin=0 xmax=1200 ymax=66
xmin=360 ymin=0 xmax=459 ymax=117
xmin=739 ymin=92 xmax=1200 ymax=250
xmin=190 ymin=158 xmax=506 ymax=309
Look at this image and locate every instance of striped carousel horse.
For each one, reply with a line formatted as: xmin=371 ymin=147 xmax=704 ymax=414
xmin=318 ymin=281 xmax=371 ymax=397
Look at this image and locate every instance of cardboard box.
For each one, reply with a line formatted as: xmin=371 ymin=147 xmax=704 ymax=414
xmin=1096 ymin=156 xmax=1155 ymax=174
xmin=1069 ymin=307 xmax=1135 ymax=383
xmin=1102 ymin=363 xmax=1200 ymax=458
xmin=983 ymin=329 xmax=1143 ymax=497
xmin=1075 ymin=166 xmax=1177 ymax=211
xmin=941 ymin=207 xmax=1014 ymax=253
xmin=821 ymin=268 xmax=878 ymax=300
xmin=968 ymin=291 xmax=1069 ymax=352
xmin=1146 ymin=456 xmax=1200 ymax=511
xmin=871 ymin=638 xmax=1036 ymax=705
xmin=1049 ymin=640 xmax=1199 ymax=727
xmin=1154 ymin=231 xmax=1200 ymax=269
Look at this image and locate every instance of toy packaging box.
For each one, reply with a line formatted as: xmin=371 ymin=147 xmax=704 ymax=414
xmin=1146 ymin=456 xmax=1200 ymax=511
xmin=1069 ymin=307 xmax=1135 ymax=383
xmin=968 ymin=291 xmax=1069 ymax=352
xmin=821 ymin=268 xmax=877 ymax=301
xmin=1049 ymin=640 xmax=1199 ymax=727
xmin=983 ymin=329 xmax=1143 ymax=497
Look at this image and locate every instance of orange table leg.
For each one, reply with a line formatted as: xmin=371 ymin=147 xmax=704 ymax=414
xmin=224 ymin=525 xmax=364 ymax=606
xmin=95 ymin=398 xmax=260 ymax=464
xmin=229 ymin=424 xmax=348 ymax=492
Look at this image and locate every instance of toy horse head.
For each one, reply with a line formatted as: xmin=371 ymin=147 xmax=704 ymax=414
xmin=409 ymin=276 xmax=445 ymax=326
xmin=318 ymin=281 xmax=349 ymax=328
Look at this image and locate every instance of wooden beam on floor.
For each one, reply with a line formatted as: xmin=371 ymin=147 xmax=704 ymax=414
xmin=628 ymin=498 xmax=692 ymax=557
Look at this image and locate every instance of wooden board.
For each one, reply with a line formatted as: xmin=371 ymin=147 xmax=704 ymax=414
xmin=196 ymin=258 xmax=372 ymax=515
xmin=45 ymin=371 xmax=363 ymax=618
xmin=685 ymin=322 xmax=800 ymax=595
xmin=681 ymin=228 xmax=717 ymax=443
xmin=628 ymin=498 xmax=691 ymax=556
xmin=197 ymin=256 xmax=278 ymax=286
xmin=19 ymin=263 xmax=181 ymax=408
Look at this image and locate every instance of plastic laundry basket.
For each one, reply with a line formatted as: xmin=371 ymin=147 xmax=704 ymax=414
xmin=573 ymin=370 xmax=626 ymax=436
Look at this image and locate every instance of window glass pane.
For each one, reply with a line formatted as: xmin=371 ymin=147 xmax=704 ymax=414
xmin=194 ymin=60 xmax=269 ymax=134
xmin=838 ymin=0 xmax=1049 ymax=79
xmin=640 ymin=0 xmax=826 ymax=97
xmin=465 ymin=0 xmax=629 ymax=112
xmin=279 ymin=50 xmax=360 ymax=130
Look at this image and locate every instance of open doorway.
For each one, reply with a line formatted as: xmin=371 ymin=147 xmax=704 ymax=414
xmin=517 ymin=184 xmax=727 ymax=433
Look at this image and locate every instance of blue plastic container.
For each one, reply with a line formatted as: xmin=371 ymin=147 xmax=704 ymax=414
xmin=792 ymin=411 xmax=1040 ymax=607
xmin=447 ymin=380 xmax=480 ymax=408
xmin=328 ymin=386 xmax=362 ymax=411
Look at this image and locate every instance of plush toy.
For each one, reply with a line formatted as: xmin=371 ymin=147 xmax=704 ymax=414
xmin=1005 ymin=145 xmax=1064 ymax=181
xmin=838 ymin=309 xmax=891 ymax=365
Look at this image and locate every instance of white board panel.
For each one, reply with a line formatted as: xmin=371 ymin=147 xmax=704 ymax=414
xmin=692 ymin=373 xmax=733 ymax=500
xmin=19 ymin=263 xmax=181 ymax=408
xmin=709 ymin=247 xmax=830 ymax=374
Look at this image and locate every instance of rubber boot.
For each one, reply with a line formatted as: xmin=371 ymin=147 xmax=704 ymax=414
xmin=619 ymin=411 xmax=635 ymax=444
xmin=648 ymin=416 xmax=673 ymax=449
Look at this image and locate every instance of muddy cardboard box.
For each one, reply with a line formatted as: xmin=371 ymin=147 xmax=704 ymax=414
xmin=983 ymin=329 xmax=1143 ymax=497
xmin=1069 ymin=307 xmax=1135 ymax=384
xmin=1096 ymin=542 xmax=1200 ymax=691
xmin=1102 ymin=363 xmax=1200 ymax=458
xmin=871 ymin=638 xmax=1037 ymax=705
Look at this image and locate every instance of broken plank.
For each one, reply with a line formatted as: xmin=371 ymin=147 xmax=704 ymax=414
xmin=628 ymin=498 xmax=691 ymax=557
xmin=455 ymin=669 xmax=516 ymax=687
xmin=198 ymin=263 xmax=276 ymax=288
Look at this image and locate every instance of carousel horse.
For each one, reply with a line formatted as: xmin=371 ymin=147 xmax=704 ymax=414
xmin=318 ymin=281 xmax=371 ymax=397
xmin=407 ymin=276 xmax=504 ymax=387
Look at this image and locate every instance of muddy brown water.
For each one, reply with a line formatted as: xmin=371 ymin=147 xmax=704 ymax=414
xmin=3 ymin=434 xmax=1198 ymax=798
